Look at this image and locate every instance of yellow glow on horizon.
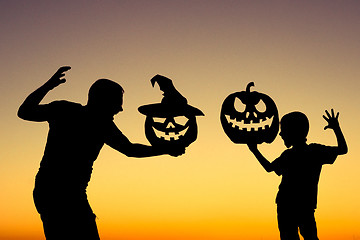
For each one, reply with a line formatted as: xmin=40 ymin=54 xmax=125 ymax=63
xmin=1 ymin=1 xmax=360 ymax=239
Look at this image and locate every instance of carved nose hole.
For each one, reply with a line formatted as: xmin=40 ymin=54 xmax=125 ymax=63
xmin=166 ymin=122 xmax=175 ymax=128
xmin=246 ymin=112 xmax=257 ymax=118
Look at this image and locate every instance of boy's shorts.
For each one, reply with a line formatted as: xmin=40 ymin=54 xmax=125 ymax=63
xmin=277 ymin=205 xmax=319 ymax=240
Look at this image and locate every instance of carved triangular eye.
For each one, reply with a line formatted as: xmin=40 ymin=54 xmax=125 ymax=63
xmin=255 ymin=99 xmax=266 ymax=113
xmin=234 ymin=97 xmax=246 ymax=113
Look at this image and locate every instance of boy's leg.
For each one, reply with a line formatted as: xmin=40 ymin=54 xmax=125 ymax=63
xmin=277 ymin=206 xmax=301 ymax=240
xmin=298 ymin=209 xmax=319 ymax=240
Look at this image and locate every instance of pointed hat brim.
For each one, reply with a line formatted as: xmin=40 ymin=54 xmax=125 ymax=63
xmin=138 ymin=103 xmax=204 ymax=117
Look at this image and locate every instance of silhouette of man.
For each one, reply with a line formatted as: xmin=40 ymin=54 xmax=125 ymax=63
xmin=248 ymin=111 xmax=347 ymax=240
xmin=18 ymin=66 xmax=184 ymax=240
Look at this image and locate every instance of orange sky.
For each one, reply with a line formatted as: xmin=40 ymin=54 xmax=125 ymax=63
xmin=1 ymin=1 xmax=360 ymax=239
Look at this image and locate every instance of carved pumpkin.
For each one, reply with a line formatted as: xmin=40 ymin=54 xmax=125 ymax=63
xmin=220 ymin=82 xmax=279 ymax=144
xmin=139 ymin=75 xmax=204 ymax=148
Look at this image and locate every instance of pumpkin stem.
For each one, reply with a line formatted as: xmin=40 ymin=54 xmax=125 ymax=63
xmin=246 ymin=82 xmax=255 ymax=93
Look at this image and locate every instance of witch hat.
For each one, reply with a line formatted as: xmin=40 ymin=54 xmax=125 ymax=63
xmin=138 ymin=75 xmax=204 ymax=117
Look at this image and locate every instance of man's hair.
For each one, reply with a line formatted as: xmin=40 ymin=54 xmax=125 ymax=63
xmin=88 ymin=79 xmax=124 ymax=106
xmin=280 ymin=111 xmax=309 ymax=140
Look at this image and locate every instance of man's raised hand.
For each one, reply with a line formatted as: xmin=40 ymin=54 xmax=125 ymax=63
xmin=45 ymin=66 xmax=71 ymax=90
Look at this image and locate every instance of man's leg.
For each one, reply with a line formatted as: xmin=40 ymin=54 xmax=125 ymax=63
xmin=40 ymin=211 xmax=100 ymax=240
xmin=40 ymin=213 xmax=66 ymax=240
xmin=34 ymin=189 xmax=100 ymax=240
xmin=65 ymin=195 xmax=101 ymax=240
xmin=70 ymin=211 xmax=100 ymax=240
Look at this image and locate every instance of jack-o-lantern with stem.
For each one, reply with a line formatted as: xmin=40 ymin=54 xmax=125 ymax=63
xmin=139 ymin=75 xmax=204 ymax=149
xmin=220 ymin=82 xmax=279 ymax=144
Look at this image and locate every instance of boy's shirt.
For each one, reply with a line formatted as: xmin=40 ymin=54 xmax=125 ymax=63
xmin=271 ymin=143 xmax=338 ymax=209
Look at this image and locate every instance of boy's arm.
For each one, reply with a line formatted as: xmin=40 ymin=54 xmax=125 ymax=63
xmin=247 ymin=143 xmax=275 ymax=172
xmin=323 ymin=109 xmax=348 ymax=155
xmin=18 ymin=66 xmax=71 ymax=121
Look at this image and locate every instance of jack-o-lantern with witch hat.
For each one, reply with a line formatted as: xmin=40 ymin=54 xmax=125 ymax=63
xmin=220 ymin=82 xmax=279 ymax=144
xmin=139 ymin=75 xmax=204 ymax=149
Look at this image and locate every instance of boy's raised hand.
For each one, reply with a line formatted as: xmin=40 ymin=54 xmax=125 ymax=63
xmin=45 ymin=66 xmax=71 ymax=90
xmin=323 ymin=109 xmax=340 ymax=130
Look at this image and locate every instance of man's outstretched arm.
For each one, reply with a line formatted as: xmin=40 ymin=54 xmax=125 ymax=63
xmin=323 ymin=109 xmax=348 ymax=155
xmin=18 ymin=66 xmax=71 ymax=121
xmin=106 ymin=125 xmax=185 ymax=158
xmin=121 ymin=143 xmax=184 ymax=157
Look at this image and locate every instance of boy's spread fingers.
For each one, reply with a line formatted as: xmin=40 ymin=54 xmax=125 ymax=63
xmin=325 ymin=110 xmax=330 ymax=118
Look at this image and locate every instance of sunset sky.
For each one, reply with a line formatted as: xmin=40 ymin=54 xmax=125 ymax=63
xmin=1 ymin=1 xmax=360 ymax=239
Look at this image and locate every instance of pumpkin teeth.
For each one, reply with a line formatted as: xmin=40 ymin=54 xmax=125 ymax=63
xmin=225 ymin=115 xmax=273 ymax=131
xmin=152 ymin=126 xmax=188 ymax=141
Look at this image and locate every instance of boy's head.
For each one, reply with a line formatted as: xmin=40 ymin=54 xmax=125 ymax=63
xmin=280 ymin=111 xmax=309 ymax=148
xmin=87 ymin=79 xmax=124 ymax=117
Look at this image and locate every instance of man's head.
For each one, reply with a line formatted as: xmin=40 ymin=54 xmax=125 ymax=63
xmin=280 ymin=111 xmax=309 ymax=148
xmin=87 ymin=79 xmax=124 ymax=117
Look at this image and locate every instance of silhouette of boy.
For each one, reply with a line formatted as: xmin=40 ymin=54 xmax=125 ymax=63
xmin=18 ymin=66 xmax=184 ymax=240
xmin=248 ymin=110 xmax=347 ymax=240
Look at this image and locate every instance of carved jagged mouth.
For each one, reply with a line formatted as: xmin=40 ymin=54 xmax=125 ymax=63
xmin=152 ymin=126 xmax=188 ymax=141
xmin=225 ymin=115 xmax=274 ymax=131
